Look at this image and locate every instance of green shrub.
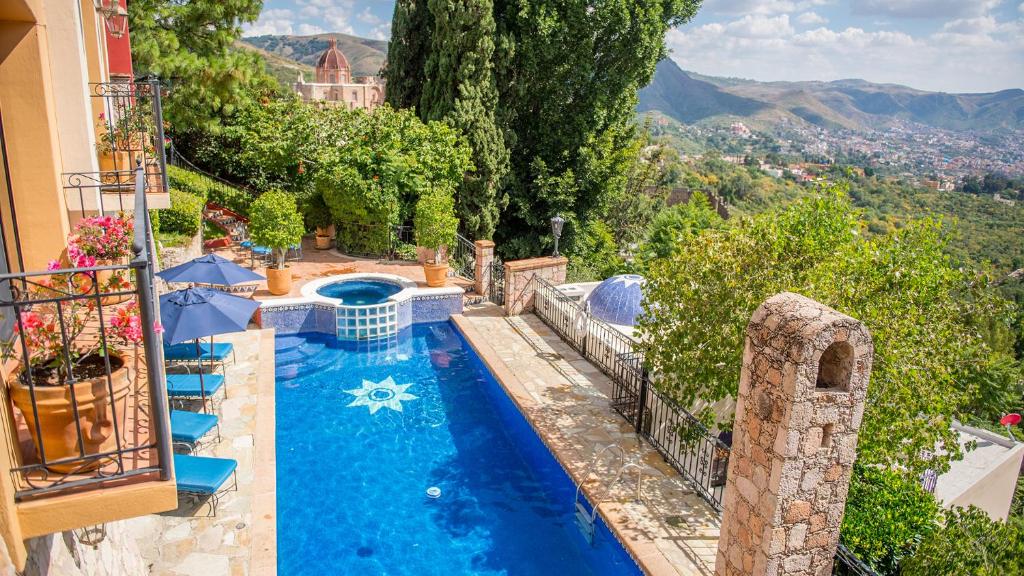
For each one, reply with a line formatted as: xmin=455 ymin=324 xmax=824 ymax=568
xmin=160 ymin=187 xmax=205 ymax=237
xmin=167 ymin=165 xmax=252 ymax=217
xmin=902 ymin=507 xmax=1024 ymax=576
xmin=840 ymin=465 xmax=941 ymax=575
xmin=414 ymin=187 xmax=458 ymax=261
xmin=302 ymin=190 xmax=333 ymax=231
xmin=148 ymin=209 xmax=161 ymax=234
xmin=250 ymin=191 xmax=304 ymax=269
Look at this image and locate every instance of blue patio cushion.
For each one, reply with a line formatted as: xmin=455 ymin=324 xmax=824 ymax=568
xmin=164 ymin=342 xmax=234 ymax=362
xmin=166 ymin=373 xmax=225 ymax=397
xmin=170 ymin=410 xmax=219 ymax=444
xmin=174 ymin=454 xmax=237 ymax=494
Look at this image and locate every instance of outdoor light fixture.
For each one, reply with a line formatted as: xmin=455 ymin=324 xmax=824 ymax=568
xmin=550 ymin=214 xmax=565 ymax=257
xmin=97 ymin=0 xmax=128 ymax=39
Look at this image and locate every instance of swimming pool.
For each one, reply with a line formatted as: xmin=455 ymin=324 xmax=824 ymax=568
xmin=275 ymin=322 xmax=641 ymax=575
xmin=316 ymin=279 xmax=402 ymax=304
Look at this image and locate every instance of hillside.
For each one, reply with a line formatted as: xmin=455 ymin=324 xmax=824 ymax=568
xmin=235 ymin=41 xmax=314 ymax=87
xmin=640 ymin=59 xmax=1024 ymax=132
xmin=241 ymin=33 xmax=388 ymax=78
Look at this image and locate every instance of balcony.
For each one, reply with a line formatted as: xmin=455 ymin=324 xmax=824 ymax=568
xmin=0 ymin=179 xmax=175 ymax=541
xmin=63 ymin=79 xmax=171 ymax=215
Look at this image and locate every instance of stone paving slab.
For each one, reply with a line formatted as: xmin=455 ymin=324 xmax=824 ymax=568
xmin=123 ymin=329 xmax=272 ymax=576
xmin=454 ymin=307 xmax=720 ymax=576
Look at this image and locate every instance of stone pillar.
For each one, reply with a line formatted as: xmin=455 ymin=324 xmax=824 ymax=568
xmin=504 ymin=256 xmax=568 ymax=316
xmin=474 ymin=240 xmax=495 ymax=298
xmin=715 ymin=292 xmax=872 ymax=576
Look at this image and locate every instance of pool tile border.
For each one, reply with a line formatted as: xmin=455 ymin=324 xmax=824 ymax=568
xmin=450 ymin=314 xmax=673 ymax=576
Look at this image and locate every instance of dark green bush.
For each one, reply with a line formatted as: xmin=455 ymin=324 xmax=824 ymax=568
xmin=167 ymin=165 xmax=252 ymax=217
xmin=902 ymin=507 xmax=1024 ymax=576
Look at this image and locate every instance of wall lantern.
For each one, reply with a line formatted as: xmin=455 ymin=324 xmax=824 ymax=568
xmin=97 ymin=0 xmax=129 ymax=39
xmin=550 ymin=214 xmax=565 ymax=257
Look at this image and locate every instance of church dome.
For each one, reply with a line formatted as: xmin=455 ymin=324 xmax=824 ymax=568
xmin=586 ymin=275 xmax=646 ymax=326
xmin=315 ymin=39 xmax=351 ymax=83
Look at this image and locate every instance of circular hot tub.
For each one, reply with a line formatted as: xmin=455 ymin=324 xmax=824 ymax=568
xmin=316 ymin=280 xmax=402 ymax=305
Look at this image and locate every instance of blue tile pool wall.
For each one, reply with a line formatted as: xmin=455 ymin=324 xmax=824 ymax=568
xmin=260 ymin=304 xmax=335 ymax=335
xmin=411 ymin=294 xmax=463 ymax=323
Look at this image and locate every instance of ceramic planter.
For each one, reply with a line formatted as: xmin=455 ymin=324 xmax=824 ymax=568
xmin=266 ymin=266 xmax=292 ymax=295
xmin=315 ymin=235 xmax=332 ymax=250
xmin=423 ymin=262 xmax=448 ymax=287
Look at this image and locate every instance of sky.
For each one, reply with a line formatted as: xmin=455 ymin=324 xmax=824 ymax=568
xmin=244 ymin=0 xmax=1024 ymax=93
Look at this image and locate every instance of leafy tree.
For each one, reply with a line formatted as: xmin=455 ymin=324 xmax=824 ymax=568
xmin=638 ymin=189 xmax=1021 ymax=474
xmin=129 ymin=0 xmax=276 ymax=132
xmin=420 ymin=0 xmax=509 ymax=239
xmin=249 ymin=191 xmax=304 ymax=269
xmin=840 ymin=465 xmax=941 ymax=574
xmin=385 ymin=0 xmax=432 ymax=111
xmin=901 ymin=507 xmax=1024 ymax=576
xmin=414 ymin=187 xmax=459 ymax=259
xmin=640 ymin=192 xmax=723 ymax=260
xmin=565 ymin=220 xmax=624 ymax=282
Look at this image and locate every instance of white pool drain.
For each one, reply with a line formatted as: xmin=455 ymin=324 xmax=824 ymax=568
xmin=426 ymin=486 xmax=441 ymax=499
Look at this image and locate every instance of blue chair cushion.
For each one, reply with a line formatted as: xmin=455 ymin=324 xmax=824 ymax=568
xmin=170 ymin=410 xmax=219 ymax=444
xmin=164 ymin=342 xmax=234 ymax=362
xmin=174 ymin=454 xmax=237 ymax=494
xmin=166 ymin=373 xmax=225 ymax=397
xmin=252 ymin=246 xmax=271 ymax=255
xmin=240 ymin=240 xmax=253 ymax=248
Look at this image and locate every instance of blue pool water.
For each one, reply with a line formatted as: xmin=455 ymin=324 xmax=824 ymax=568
xmin=275 ymin=322 xmax=641 ymax=576
xmin=316 ymin=279 xmax=402 ymax=304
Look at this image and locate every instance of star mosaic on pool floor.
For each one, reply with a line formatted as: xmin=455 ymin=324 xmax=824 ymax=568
xmin=344 ymin=376 xmax=418 ymax=414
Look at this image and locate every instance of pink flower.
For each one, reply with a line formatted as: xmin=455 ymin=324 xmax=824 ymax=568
xmin=153 ymin=321 xmax=164 ymax=335
xmin=47 ymin=260 xmax=61 ymax=271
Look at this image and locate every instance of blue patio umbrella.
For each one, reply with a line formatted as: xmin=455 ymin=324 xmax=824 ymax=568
xmin=157 ymin=253 xmax=265 ymax=286
xmin=159 ymin=287 xmax=260 ymax=411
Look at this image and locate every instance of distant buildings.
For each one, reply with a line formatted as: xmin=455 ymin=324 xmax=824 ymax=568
xmin=294 ymin=39 xmax=385 ymax=111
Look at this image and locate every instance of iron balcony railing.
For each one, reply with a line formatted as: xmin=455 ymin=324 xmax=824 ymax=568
xmin=529 ymin=274 xmax=880 ymax=576
xmin=63 ymin=78 xmax=169 ymax=217
xmin=1 ymin=166 xmax=171 ymax=499
xmin=449 ymin=234 xmax=476 ymax=289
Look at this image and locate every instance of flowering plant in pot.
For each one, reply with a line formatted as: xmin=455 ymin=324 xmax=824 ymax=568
xmin=414 ymin=187 xmax=459 ymax=287
xmin=250 ymin=191 xmax=305 ymax=295
xmin=2 ymin=274 xmax=154 ymax=473
xmin=55 ymin=214 xmax=135 ymax=304
xmin=303 ymin=191 xmax=334 ymax=250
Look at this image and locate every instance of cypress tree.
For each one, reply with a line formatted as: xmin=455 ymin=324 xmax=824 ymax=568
xmin=419 ymin=0 xmax=509 ymax=240
xmin=384 ymin=0 xmax=432 ymax=111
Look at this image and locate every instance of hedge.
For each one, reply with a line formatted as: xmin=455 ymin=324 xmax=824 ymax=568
xmin=167 ymin=165 xmax=252 ymax=217
xmin=161 ymin=187 xmax=205 ymax=236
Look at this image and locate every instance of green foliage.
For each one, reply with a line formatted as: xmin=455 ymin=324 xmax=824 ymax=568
xmin=128 ymin=0 xmax=277 ymax=133
xmin=566 ymin=220 xmax=625 ymax=282
xmin=420 ymin=0 xmax=508 ymax=239
xmin=385 ymin=0 xmax=433 ymax=111
xmin=641 ymin=192 xmax=723 ymax=260
xmin=249 ymin=191 xmax=304 ymax=269
xmin=840 ymin=465 xmax=941 ymax=574
xmin=414 ymin=187 xmax=459 ymax=259
xmin=638 ymin=188 xmax=1022 ymax=474
xmin=302 ymin=191 xmax=333 ymax=231
xmin=160 ymin=187 xmax=205 ymax=237
xmin=901 ymin=507 xmax=1024 ymax=576
xmin=166 ymin=165 xmax=252 ymax=216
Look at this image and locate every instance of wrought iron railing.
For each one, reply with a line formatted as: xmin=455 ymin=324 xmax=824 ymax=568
xmin=449 ymin=234 xmax=476 ymax=288
xmin=63 ymin=78 xmax=169 ymax=217
xmin=488 ymin=259 xmax=505 ymax=305
xmin=530 ymin=274 xmax=881 ymax=575
xmin=1 ymin=166 xmax=170 ymax=499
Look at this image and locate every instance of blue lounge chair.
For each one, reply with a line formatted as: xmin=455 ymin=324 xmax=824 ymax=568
xmin=174 ymin=454 xmax=238 ymax=516
xmin=167 ymin=372 xmax=226 ymax=413
xmin=164 ymin=341 xmax=235 ymax=365
xmin=170 ymin=410 xmax=220 ymax=451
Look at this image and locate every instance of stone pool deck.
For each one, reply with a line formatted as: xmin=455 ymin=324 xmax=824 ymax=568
xmin=121 ymin=329 xmax=276 ymax=576
xmin=454 ymin=306 xmax=721 ymax=576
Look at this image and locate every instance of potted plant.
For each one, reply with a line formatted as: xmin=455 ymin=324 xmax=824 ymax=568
xmin=304 ymin=192 xmax=334 ymax=250
xmin=95 ymin=107 xmax=151 ymax=174
xmin=3 ymin=278 xmax=150 ymax=473
xmin=250 ymin=191 xmax=305 ymax=295
xmin=64 ymin=214 xmax=135 ymax=304
xmin=414 ymin=187 xmax=459 ymax=287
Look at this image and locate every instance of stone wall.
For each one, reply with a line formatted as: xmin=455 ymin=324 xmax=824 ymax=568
xmin=715 ymin=292 xmax=873 ymax=576
xmin=474 ymin=240 xmax=495 ymax=298
xmin=504 ymin=256 xmax=568 ymax=316
xmin=22 ymin=521 xmax=147 ymax=576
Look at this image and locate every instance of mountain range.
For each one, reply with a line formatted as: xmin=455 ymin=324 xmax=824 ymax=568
xmin=239 ymin=33 xmax=1023 ymax=133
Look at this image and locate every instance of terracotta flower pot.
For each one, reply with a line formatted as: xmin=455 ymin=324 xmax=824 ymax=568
xmin=423 ymin=262 xmax=448 ymax=287
xmin=266 ymin=266 xmax=293 ymax=295
xmin=315 ymin=224 xmax=335 ymax=239
xmin=10 ymin=355 xmax=132 ymax=473
xmin=315 ymin=235 xmax=332 ymax=250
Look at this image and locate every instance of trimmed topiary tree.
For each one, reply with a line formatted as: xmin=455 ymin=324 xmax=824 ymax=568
xmin=249 ymin=191 xmax=304 ymax=270
xmin=414 ymin=186 xmax=458 ymax=262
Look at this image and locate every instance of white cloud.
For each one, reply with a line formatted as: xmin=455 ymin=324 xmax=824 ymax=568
xmin=1019 ymin=1 xmax=1024 ymax=13
xmin=357 ymin=7 xmax=384 ymax=26
xmin=850 ymin=0 xmax=1002 ymax=19
xmin=796 ymin=12 xmax=828 ymax=25
xmin=296 ymin=23 xmax=326 ymax=36
xmin=703 ymin=0 xmax=830 ymax=15
xmin=243 ymin=8 xmax=297 ymax=37
xmin=667 ymin=12 xmax=1024 ymax=92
